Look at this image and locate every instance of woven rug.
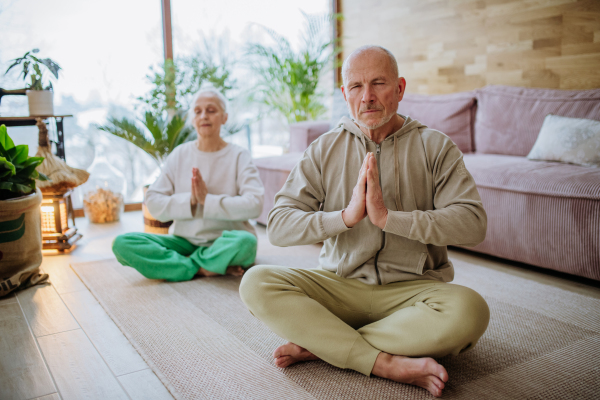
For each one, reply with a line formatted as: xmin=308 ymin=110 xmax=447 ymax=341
xmin=71 ymin=241 xmax=600 ymax=400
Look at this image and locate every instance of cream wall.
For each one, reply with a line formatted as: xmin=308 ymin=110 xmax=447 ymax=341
xmin=341 ymin=0 xmax=600 ymax=94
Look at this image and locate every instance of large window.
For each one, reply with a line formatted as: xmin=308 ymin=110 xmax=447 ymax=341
xmin=0 ymin=0 xmax=329 ymax=206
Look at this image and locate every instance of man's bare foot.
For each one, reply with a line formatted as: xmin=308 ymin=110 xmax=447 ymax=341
xmin=372 ymin=352 xmax=448 ymax=398
xmin=273 ymin=342 xmax=320 ymax=368
xmin=196 ymin=266 xmax=245 ymax=277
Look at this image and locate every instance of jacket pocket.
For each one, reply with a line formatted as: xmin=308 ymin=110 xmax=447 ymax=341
xmin=336 ymin=253 xmax=348 ymax=276
xmin=377 ymin=234 xmax=430 ymax=277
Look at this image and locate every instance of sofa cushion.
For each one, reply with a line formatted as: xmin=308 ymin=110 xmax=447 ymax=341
xmin=398 ymin=92 xmax=476 ymax=154
xmin=463 ymin=153 xmax=600 ymax=200
xmin=475 ymin=86 xmax=600 ymax=157
xmin=527 ymin=114 xmax=600 ymax=168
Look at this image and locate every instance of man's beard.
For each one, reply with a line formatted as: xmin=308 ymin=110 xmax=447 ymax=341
xmin=348 ymin=104 xmax=395 ymax=130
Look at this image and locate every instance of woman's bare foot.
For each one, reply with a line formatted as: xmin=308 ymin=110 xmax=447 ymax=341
xmin=196 ymin=266 xmax=245 ymax=277
xmin=372 ymin=352 xmax=448 ymax=398
xmin=273 ymin=342 xmax=320 ymax=368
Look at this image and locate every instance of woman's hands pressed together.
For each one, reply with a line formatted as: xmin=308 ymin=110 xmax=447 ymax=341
xmin=190 ymin=167 xmax=208 ymax=215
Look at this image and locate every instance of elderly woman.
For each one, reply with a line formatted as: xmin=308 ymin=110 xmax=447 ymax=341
xmin=112 ymin=88 xmax=264 ymax=281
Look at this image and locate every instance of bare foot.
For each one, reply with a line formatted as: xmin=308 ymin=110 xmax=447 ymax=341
xmin=196 ymin=266 xmax=245 ymax=277
xmin=273 ymin=342 xmax=320 ymax=368
xmin=372 ymin=352 xmax=448 ymax=398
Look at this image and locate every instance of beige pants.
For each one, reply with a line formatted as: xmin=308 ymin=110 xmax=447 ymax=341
xmin=240 ymin=265 xmax=490 ymax=376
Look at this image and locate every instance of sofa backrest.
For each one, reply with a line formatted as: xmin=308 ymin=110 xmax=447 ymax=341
xmin=475 ymin=86 xmax=600 ymax=156
xmin=289 ymin=121 xmax=331 ymax=153
xmin=397 ymin=92 xmax=476 ymax=154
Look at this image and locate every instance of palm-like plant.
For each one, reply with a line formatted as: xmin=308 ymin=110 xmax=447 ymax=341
xmin=96 ymin=111 xmax=194 ymax=166
xmin=247 ymin=13 xmax=338 ymax=123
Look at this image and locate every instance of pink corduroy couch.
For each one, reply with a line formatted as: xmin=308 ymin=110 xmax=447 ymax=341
xmin=253 ymin=86 xmax=600 ymax=281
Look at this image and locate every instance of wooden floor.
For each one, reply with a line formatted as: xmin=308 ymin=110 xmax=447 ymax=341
xmin=1 ymin=211 xmax=599 ymax=400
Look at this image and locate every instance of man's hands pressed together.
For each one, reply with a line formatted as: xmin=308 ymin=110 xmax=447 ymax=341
xmin=190 ymin=167 xmax=208 ymax=216
xmin=342 ymin=153 xmax=388 ymax=229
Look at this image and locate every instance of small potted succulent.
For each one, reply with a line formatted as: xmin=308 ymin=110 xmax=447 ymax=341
xmin=0 ymin=124 xmax=49 ymax=296
xmin=5 ymin=49 xmax=61 ymax=116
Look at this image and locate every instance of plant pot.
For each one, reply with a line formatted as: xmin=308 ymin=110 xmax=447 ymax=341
xmin=142 ymin=185 xmax=173 ymax=234
xmin=0 ymin=189 xmax=48 ymax=297
xmin=27 ymin=89 xmax=54 ymax=116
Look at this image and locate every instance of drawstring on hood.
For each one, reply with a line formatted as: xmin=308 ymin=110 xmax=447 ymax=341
xmin=339 ymin=114 xmax=427 ymax=213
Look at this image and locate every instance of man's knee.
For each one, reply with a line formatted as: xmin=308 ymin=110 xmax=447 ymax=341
xmin=443 ymin=285 xmax=490 ymax=353
xmin=239 ymin=264 xmax=281 ymax=313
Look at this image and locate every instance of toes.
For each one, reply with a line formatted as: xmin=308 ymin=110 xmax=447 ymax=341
xmin=427 ymin=383 xmax=442 ymax=398
xmin=275 ymin=356 xmax=293 ymax=368
xmin=432 ymin=376 xmax=445 ymax=390
xmin=437 ymin=365 xmax=449 ymax=382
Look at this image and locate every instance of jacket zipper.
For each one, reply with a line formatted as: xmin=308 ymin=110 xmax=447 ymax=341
xmin=373 ymin=144 xmax=384 ymax=285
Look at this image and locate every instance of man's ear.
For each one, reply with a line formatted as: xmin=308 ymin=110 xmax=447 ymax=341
xmin=398 ymin=77 xmax=406 ymax=102
xmin=341 ymin=86 xmax=347 ymax=102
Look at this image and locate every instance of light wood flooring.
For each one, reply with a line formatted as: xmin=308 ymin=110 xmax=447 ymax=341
xmin=1 ymin=210 xmax=598 ymax=400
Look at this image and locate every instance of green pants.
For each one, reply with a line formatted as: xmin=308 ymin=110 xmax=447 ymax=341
xmin=112 ymin=230 xmax=257 ymax=281
xmin=239 ymin=265 xmax=490 ymax=376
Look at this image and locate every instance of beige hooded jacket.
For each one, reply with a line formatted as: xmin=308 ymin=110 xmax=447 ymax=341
xmin=267 ymin=115 xmax=487 ymax=285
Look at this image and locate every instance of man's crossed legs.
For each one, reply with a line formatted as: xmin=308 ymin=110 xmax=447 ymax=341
xmin=240 ymin=265 xmax=490 ymax=397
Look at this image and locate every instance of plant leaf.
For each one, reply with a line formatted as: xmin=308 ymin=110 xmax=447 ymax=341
xmin=0 ymin=125 xmax=15 ymax=151
xmin=15 ymin=183 xmax=33 ymax=194
xmin=13 ymin=144 xmax=29 ymax=164
xmin=0 ymin=156 xmax=16 ymax=176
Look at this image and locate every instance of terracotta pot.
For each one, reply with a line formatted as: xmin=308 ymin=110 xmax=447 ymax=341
xmin=27 ymin=90 xmax=54 ymax=116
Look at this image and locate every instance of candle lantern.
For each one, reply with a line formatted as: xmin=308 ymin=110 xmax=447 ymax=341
xmin=40 ymin=190 xmax=82 ymax=251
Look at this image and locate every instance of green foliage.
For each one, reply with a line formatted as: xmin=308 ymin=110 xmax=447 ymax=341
xmin=103 ymin=36 xmax=239 ymax=161
xmin=0 ymin=125 xmax=48 ymax=200
xmin=137 ymin=37 xmax=236 ymax=115
xmin=247 ymin=13 xmax=340 ymax=123
xmin=5 ymin=49 xmax=61 ymax=91
xmin=96 ymin=111 xmax=195 ymax=166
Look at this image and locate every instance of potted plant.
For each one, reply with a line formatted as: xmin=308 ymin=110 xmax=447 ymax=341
xmin=246 ymin=13 xmax=339 ymax=123
xmin=5 ymin=49 xmax=61 ymax=116
xmin=0 ymin=124 xmax=49 ymax=296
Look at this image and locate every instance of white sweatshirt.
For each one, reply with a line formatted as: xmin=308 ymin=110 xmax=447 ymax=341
xmin=145 ymin=142 xmax=264 ymax=245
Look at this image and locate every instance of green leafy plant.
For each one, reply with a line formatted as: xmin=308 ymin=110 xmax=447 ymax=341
xmin=0 ymin=125 xmax=48 ymax=200
xmin=96 ymin=111 xmax=195 ymax=166
xmin=247 ymin=12 xmax=339 ymax=123
xmin=101 ymin=36 xmax=241 ymax=162
xmin=137 ymin=39 xmax=236 ymax=115
xmin=5 ymin=49 xmax=61 ymax=91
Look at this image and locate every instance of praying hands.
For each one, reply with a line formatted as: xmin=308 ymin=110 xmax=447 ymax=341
xmin=190 ymin=167 xmax=208 ymax=215
xmin=342 ymin=152 xmax=389 ymax=229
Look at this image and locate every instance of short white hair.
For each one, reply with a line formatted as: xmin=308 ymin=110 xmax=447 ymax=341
xmin=341 ymin=45 xmax=399 ymax=87
xmin=187 ymin=86 xmax=228 ymax=124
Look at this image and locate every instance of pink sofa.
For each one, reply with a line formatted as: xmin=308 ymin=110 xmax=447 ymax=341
xmin=253 ymin=86 xmax=600 ymax=281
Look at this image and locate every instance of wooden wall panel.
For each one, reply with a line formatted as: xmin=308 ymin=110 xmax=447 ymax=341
xmin=341 ymin=0 xmax=600 ymax=93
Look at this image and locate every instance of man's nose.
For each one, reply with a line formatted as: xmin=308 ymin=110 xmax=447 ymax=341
xmin=361 ymin=85 xmax=376 ymax=103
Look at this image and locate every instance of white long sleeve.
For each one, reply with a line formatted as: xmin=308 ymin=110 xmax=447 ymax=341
xmin=145 ymin=142 xmax=264 ymax=245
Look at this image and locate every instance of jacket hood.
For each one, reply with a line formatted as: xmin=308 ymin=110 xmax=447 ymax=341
xmin=338 ymin=114 xmax=427 ymax=146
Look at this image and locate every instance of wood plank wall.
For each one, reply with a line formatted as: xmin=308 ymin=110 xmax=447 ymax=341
xmin=341 ymin=0 xmax=600 ymax=94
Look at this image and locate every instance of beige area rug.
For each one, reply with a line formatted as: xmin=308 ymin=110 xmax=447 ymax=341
xmin=71 ymin=241 xmax=600 ymax=400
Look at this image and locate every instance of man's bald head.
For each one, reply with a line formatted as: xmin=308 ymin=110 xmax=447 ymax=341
xmin=341 ymin=45 xmax=399 ymax=87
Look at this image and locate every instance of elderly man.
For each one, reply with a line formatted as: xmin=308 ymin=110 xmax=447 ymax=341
xmin=239 ymin=45 xmax=489 ymax=397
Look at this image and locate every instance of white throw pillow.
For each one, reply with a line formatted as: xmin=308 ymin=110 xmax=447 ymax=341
xmin=527 ymin=114 xmax=600 ymax=168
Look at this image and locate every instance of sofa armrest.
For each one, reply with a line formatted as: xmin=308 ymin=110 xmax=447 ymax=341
xmin=289 ymin=121 xmax=330 ymax=153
